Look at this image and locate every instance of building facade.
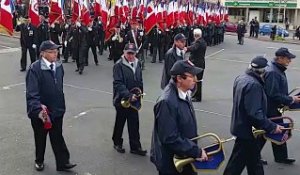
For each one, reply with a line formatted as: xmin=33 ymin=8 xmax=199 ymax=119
xmin=223 ymin=0 xmax=300 ymax=28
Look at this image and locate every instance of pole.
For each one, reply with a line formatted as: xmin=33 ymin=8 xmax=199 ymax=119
xmin=277 ymin=0 xmax=281 ymax=24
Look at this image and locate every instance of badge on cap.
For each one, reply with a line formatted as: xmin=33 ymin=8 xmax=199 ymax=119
xmin=129 ymin=44 xmax=134 ymax=49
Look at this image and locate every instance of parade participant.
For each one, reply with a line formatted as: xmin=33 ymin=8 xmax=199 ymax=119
xmin=184 ymin=28 xmax=207 ymax=102
xmin=86 ymin=21 xmax=99 ymax=66
xmin=237 ymin=19 xmax=246 ymax=45
xmin=161 ymin=33 xmax=187 ymax=89
xmin=15 ymin=16 xmax=37 ymax=72
xmin=49 ymin=20 xmax=62 ymax=58
xmin=151 ymin=60 xmax=208 ymax=175
xmin=223 ymin=56 xmax=283 ymax=175
xmin=112 ymin=43 xmax=147 ymax=156
xmin=111 ymin=25 xmax=125 ymax=63
xmin=26 ymin=40 xmax=76 ymax=171
xmin=36 ymin=15 xmax=50 ymax=57
xmin=259 ymin=48 xmax=300 ymax=165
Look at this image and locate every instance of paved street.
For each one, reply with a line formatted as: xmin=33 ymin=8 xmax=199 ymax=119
xmin=0 ymin=35 xmax=300 ymax=175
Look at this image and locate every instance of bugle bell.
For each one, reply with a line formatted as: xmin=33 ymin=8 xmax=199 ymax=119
xmin=252 ymin=116 xmax=294 ymax=145
xmin=278 ymin=87 xmax=300 ymax=113
xmin=121 ymin=87 xmax=145 ymax=111
xmin=174 ymin=133 xmax=235 ymax=173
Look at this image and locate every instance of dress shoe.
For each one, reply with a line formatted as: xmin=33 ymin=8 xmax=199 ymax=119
xmin=35 ymin=162 xmax=44 ymax=171
xmin=57 ymin=163 xmax=77 ymax=171
xmin=79 ymin=70 xmax=83 ymax=75
xmin=275 ymin=158 xmax=295 ymax=164
xmin=130 ymin=148 xmax=147 ymax=156
xmin=75 ymin=69 xmax=79 ymax=72
xmin=113 ymin=145 xmax=125 ymax=153
xmin=95 ymin=62 xmax=99 ymax=66
xmin=260 ymin=159 xmax=268 ymax=165
xmin=20 ymin=68 xmax=26 ymax=72
xmin=151 ymin=61 xmax=156 ymax=63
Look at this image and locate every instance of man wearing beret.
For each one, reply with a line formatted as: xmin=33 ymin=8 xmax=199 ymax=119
xmin=223 ymin=56 xmax=283 ymax=175
xmin=151 ymin=60 xmax=208 ymax=175
xmin=112 ymin=43 xmax=147 ymax=156
xmin=26 ymin=40 xmax=76 ymax=171
xmin=161 ymin=33 xmax=187 ymax=89
xmin=259 ymin=48 xmax=300 ymax=165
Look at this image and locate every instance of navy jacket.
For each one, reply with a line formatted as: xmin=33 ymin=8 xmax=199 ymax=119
xmin=26 ymin=59 xmax=65 ymax=120
xmin=264 ymin=61 xmax=293 ymax=117
xmin=15 ymin=23 xmax=37 ymax=48
xmin=151 ymin=80 xmax=200 ymax=174
xmin=113 ymin=57 xmax=143 ymax=107
xmin=231 ymin=70 xmax=276 ymax=140
xmin=160 ymin=47 xmax=184 ymax=89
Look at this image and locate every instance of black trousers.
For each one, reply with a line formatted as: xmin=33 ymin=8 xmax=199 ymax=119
xmin=87 ymin=45 xmax=98 ymax=64
xmin=159 ymin=164 xmax=197 ymax=175
xmin=223 ymin=138 xmax=264 ymax=175
xmin=31 ymin=117 xmax=70 ymax=168
xmin=152 ymin=46 xmax=163 ymax=62
xmin=258 ymin=117 xmax=288 ymax=161
xmin=192 ymin=70 xmax=204 ymax=101
xmin=112 ymin=107 xmax=141 ymax=150
xmin=21 ymin=46 xmax=36 ymax=69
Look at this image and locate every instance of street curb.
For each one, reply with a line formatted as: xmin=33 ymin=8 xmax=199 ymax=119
xmin=225 ymin=32 xmax=300 ymax=45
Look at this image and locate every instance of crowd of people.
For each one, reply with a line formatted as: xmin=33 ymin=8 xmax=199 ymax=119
xmin=16 ymin=9 xmax=299 ymax=175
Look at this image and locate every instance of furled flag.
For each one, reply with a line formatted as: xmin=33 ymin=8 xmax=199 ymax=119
xmin=28 ymin=0 xmax=40 ymax=27
xmin=0 ymin=0 xmax=14 ymax=35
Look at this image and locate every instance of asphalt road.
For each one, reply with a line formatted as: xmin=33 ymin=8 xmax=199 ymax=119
xmin=0 ymin=35 xmax=300 ymax=175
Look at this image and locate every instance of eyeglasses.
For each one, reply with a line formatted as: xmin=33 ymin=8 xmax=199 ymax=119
xmin=126 ymin=52 xmax=136 ymax=55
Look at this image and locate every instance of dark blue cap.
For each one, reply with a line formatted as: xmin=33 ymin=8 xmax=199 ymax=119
xmin=250 ymin=56 xmax=268 ymax=69
xmin=124 ymin=43 xmax=137 ymax=53
xmin=174 ymin=33 xmax=186 ymax=41
xmin=275 ymin=47 xmax=296 ymax=59
xmin=170 ymin=60 xmax=203 ymax=76
xmin=39 ymin=40 xmax=61 ymax=52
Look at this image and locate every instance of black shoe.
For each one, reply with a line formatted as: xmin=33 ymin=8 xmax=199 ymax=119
xmin=63 ymin=60 xmax=68 ymax=63
xmin=35 ymin=162 xmax=44 ymax=171
xmin=113 ymin=145 xmax=125 ymax=153
xmin=95 ymin=62 xmax=99 ymax=66
xmin=57 ymin=163 xmax=77 ymax=171
xmin=275 ymin=158 xmax=296 ymax=164
xmin=191 ymin=98 xmax=201 ymax=102
xmin=75 ymin=69 xmax=79 ymax=72
xmin=79 ymin=70 xmax=83 ymax=74
xmin=151 ymin=61 xmax=156 ymax=63
xmin=130 ymin=148 xmax=147 ymax=156
xmin=260 ymin=159 xmax=268 ymax=165
xmin=159 ymin=60 xmax=163 ymax=63
xmin=20 ymin=68 xmax=26 ymax=72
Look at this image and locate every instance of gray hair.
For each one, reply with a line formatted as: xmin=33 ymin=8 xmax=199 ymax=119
xmin=193 ymin=28 xmax=202 ymax=38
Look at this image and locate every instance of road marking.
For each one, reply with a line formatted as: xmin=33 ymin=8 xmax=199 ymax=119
xmin=205 ymin=49 xmax=225 ymax=59
xmin=0 ymin=45 xmax=13 ymax=49
xmin=1 ymin=82 xmax=25 ymax=90
xmin=0 ymin=47 xmax=21 ymax=54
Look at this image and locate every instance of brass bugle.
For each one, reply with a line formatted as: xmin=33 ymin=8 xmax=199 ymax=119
xmin=174 ymin=133 xmax=235 ymax=173
xmin=120 ymin=92 xmax=146 ymax=108
xmin=278 ymin=87 xmax=300 ymax=113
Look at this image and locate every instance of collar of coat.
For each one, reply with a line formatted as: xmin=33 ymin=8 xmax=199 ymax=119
xmin=245 ymin=69 xmax=264 ymax=85
xmin=272 ymin=60 xmax=287 ymax=72
xmin=40 ymin=58 xmax=62 ymax=70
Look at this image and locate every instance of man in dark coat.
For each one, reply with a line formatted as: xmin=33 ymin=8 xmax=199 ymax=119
xmin=26 ymin=40 xmax=76 ymax=172
xmin=223 ymin=56 xmax=282 ymax=175
xmin=49 ymin=21 xmax=62 ymax=58
xmin=161 ymin=33 xmax=187 ymax=89
xmin=110 ymin=26 xmax=125 ymax=63
xmin=15 ymin=17 xmax=37 ymax=71
xmin=151 ymin=60 xmax=208 ymax=175
xmin=185 ymin=28 xmax=207 ymax=102
xmin=86 ymin=22 xmax=99 ymax=65
xmin=259 ymin=48 xmax=300 ymax=165
xmin=237 ymin=20 xmax=246 ymax=45
xmin=36 ymin=16 xmax=50 ymax=57
xmin=112 ymin=43 xmax=147 ymax=156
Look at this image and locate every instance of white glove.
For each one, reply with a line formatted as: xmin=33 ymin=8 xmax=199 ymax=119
xmin=32 ymin=44 xmax=36 ymax=49
xmin=88 ymin=27 xmax=92 ymax=31
xmin=158 ymin=30 xmax=161 ymax=34
xmin=64 ymin=41 xmax=67 ymax=47
xmin=112 ymin=35 xmax=117 ymax=41
xmin=140 ymin=31 xmax=144 ymax=36
xmin=76 ymin=22 xmax=81 ymax=27
xmin=65 ymin=24 xmax=69 ymax=29
xmin=51 ymin=23 xmax=55 ymax=28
